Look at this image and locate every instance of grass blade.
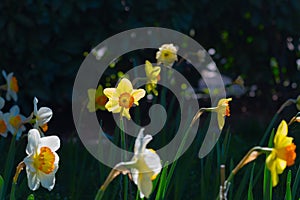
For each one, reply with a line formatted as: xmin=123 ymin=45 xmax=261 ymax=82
xmin=27 ymin=194 xmax=34 ymax=200
xmin=0 ymin=175 xmax=4 ymax=198
xmin=292 ymin=164 xmax=300 ymax=200
xmin=247 ymin=163 xmax=255 ymax=200
xmin=285 ymin=170 xmax=292 ymax=200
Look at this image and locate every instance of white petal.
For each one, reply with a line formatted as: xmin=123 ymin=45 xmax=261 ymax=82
xmin=10 ymin=105 xmax=20 ymax=115
xmin=137 ymin=172 xmax=153 ymax=198
xmin=26 ymin=167 xmax=40 ymax=191
xmin=26 ymin=129 xmax=40 ymax=155
xmin=134 ymin=128 xmax=152 ymax=154
xmin=143 ymin=149 xmax=162 ymax=175
xmin=40 ymin=135 xmax=60 ymax=152
xmin=38 ymin=171 xmax=56 ymax=191
xmin=33 ymin=97 xmax=38 ymax=115
xmin=37 ymin=107 xmax=53 ymax=124
xmin=23 ymin=155 xmax=36 ymax=173
xmin=0 ymin=97 xmax=5 ymax=109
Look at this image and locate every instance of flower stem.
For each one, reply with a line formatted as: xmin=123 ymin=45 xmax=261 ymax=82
xmin=119 ymin=117 xmax=128 ymax=200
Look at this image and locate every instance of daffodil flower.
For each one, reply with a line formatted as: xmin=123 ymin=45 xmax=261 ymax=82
xmin=0 ymin=111 xmax=8 ymax=138
xmin=33 ymin=97 xmax=53 ymax=132
xmin=4 ymin=105 xmax=26 ymax=140
xmin=103 ymin=78 xmax=145 ymax=120
xmin=2 ymin=70 xmax=19 ymax=102
xmin=156 ymin=44 xmax=178 ymax=68
xmin=23 ymin=129 xmax=60 ymax=191
xmin=214 ymin=98 xmax=232 ymax=130
xmin=266 ymin=120 xmax=296 ymax=187
xmin=100 ymin=128 xmax=162 ymax=198
xmin=145 ymin=60 xmax=161 ymax=96
xmin=87 ymin=85 xmax=108 ymax=112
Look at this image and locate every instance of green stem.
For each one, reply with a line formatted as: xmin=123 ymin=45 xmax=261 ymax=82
xmin=95 ymin=189 xmax=104 ymax=200
xmin=119 ymin=117 xmax=128 ymax=200
xmin=9 ymin=183 xmax=16 ymax=200
xmin=2 ymin=135 xmax=16 ymax=200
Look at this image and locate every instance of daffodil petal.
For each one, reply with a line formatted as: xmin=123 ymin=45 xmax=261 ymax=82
xmin=217 ymin=113 xmax=225 ymax=130
xmin=40 ymin=135 xmax=60 ymax=152
xmin=132 ymin=89 xmax=146 ymax=105
xmin=137 ymin=172 xmax=153 ymax=198
xmin=26 ymin=168 xmax=40 ymax=191
xmin=274 ymin=120 xmax=293 ymax=148
xmin=151 ymin=66 xmax=161 ymax=78
xmin=143 ymin=149 xmax=162 ymax=175
xmin=26 ymin=129 xmax=40 ymax=155
xmin=38 ymin=171 xmax=56 ymax=191
xmin=103 ymin=88 xmax=117 ymax=99
xmin=145 ymin=60 xmax=153 ymax=77
xmin=116 ymin=78 xmax=133 ymax=94
xmin=37 ymin=107 xmax=53 ymax=124
xmin=121 ymin=108 xmax=131 ymax=120
xmin=96 ymin=85 xmax=104 ymax=96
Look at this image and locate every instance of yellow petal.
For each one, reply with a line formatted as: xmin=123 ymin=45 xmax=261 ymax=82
xmin=121 ymin=108 xmax=131 ymax=120
xmin=103 ymin=88 xmax=117 ymax=99
xmin=151 ymin=66 xmax=161 ymax=78
xmin=217 ymin=113 xmax=225 ymax=130
xmin=87 ymin=89 xmax=96 ymax=112
xmin=145 ymin=60 xmax=153 ymax=77
xmin=132 ymin=89 xmax=146 ymax=105
xmin=274 ymin=120 xmax=292 ymax=148
xmin=105 ymin=100 xmax=121 ymax=113
xmin=116 ymin=78 xmax=133 ymax=94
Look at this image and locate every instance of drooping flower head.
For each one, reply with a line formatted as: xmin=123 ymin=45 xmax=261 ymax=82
xmin=23 ymin=129 xmax=60 ymax=191
xmin=215 ymin=98 xmax=232 ymax=130
xmin=87 ymin=85 xmax=108 ymax=112
xmin=100 ymin=128 xmax=161 ymax=198
xmin=130 ymin=128 xmax=162 ymax=198
xmin=156 ymin=44 xmax=178 ymax=68
xmin=0 ymin=111 xmax=8 ymax=138
xmin=145 ymin=60 xmax=161 ymax=96
xmin=4 ymin=105 xmax=26 ymax=140
xmin=266 ymin=120 xmax=296 ymax=187
xmin=33 ymin=97 xmax=53 ymax=132
xmin=103 ymin=78 xmax=145 ymax=120
xmin=2 ymin=70 xmax=19 ymax=102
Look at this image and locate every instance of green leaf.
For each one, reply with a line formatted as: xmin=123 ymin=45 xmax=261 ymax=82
xmin=285 ymin=170 xmax=292 ymax=200
xmin=0 ymin=175 xmax=4 ymax=198
xmin=247 ymin=163 xmax=255 ymax=200
xmin=155 ymin=162 xmax=168 ymax=200
xmin=27 ymin=194 xmax=35 ymax=200
xmin=292 ymin=164 xmax=300 ymax=200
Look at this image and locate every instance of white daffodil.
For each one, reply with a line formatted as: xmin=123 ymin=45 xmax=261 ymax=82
xmin=100 ymin=128 xmax=161 ymax=198
xmin=33 ymin=97 xmax=53 ymax=132
xmin=156 ymin=44 xmax=178 ymax=68
xmin=0 ymin=111 xmax=8 ymax=138
xmin=23 ymin=129 xmax=60 ymax=191
xmin=2 ymin=70 xmax=19 ymax=102
xmin=4 ymin=105 xmax=26 ymax=140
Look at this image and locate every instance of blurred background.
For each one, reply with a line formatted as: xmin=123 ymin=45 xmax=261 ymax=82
xmin=0 ymin=0 xmax=300 ymax=199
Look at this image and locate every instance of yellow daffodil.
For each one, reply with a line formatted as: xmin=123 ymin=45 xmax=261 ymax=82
xmin=4 ymin=105 xmax=26 ymax=140
xmin=214 ymin=98 xmax=232 ymax=130
xmin=33 ymin=97 xmax=53 ymax=132
xmin=0 ymin=111 xmax=8 ymax=138
xmin=23 ymin=129 xmax=60 ymax=191
xmin=2 ymin=70 xmax=19 ymax=102
xmin=266 ymin=120 xmax=296 ymax=187
xmin=103 ymin=78 xmax=145 ymax=120
xmin=156 ymin=44 xmax=178 ymax=67
xmin=100 ymin=128 xmax=161 ymax=198
xmin=145 ymin=60 xmax=161 ymax=96
xmin=87 ymin=85 xmax=108 ymax=112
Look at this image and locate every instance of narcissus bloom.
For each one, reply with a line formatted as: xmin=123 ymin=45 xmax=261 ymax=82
xmin=4 ymin=105 xmax=26 ymax=140
xmin=87 ymin=85 xmax=108 ymax=112
xmin=100 ymin=128 xmax=161 ymax=198
xmin=103 ymin=78 xmax=145 ymax=120
xmin=23 ymin=129 xmax=60 ymax=191
xmin=33 ymin=97 xmax=53 ymax=132
xmin=266 ymin=120 xmax=296 ymax=187
xmin=145 ymin=60 xmax=161 ymax=96
xmin=0 ymin=111 xmax=8 ymax=138
xmin=214 ymin=98 xmax=232 ymax=130
xmin=156 ymin=44 xmax=178 ymax=67
xmin=2 ymin=70 xmax=19 ymax=102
